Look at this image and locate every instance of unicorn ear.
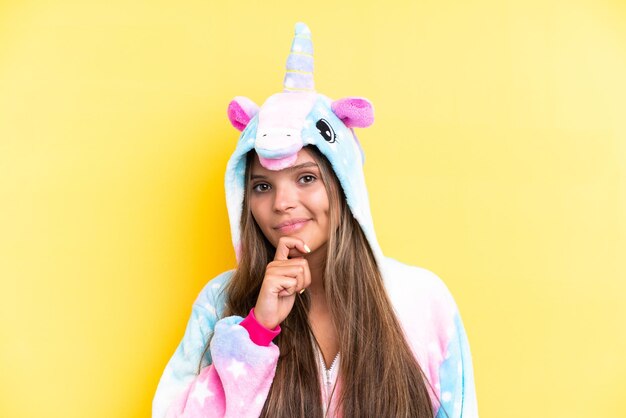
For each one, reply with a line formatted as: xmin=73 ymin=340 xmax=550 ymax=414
xmin=331 ymin=97 xmax=374 ymax=128
xmin=227 ymin=96 xmax=259 ymax=132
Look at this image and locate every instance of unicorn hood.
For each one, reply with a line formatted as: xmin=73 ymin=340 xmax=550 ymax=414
xmin=225 ymin=22 xmax=384 ymax=267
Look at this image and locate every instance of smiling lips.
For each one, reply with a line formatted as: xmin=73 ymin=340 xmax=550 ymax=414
xmin=274 ymin=218 xmax=311 ymax=233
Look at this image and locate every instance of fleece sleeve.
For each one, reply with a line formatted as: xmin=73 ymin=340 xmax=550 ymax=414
xmin=435 ymin=304 xmax=479 ymax=418
xmin=152 ymin=288 xmax=280 ymax=417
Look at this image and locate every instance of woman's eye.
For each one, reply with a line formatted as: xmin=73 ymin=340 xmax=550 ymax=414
xmin=252 ymin=183 xmax=270 ymax=192
xmin=300 ymin=175 xmax=316 ymax=184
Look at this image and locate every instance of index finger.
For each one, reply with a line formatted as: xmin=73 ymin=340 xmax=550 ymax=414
xmin=274 ymin=236 xmax=311 ymax=261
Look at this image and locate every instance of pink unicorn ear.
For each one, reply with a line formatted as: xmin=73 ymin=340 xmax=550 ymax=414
xmin=330 ymin=97 xmax=374 ymax=128
xmin=227 ymin=96 xmax=260 ymax=132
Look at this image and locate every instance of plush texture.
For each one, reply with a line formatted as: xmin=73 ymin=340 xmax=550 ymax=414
xmin=152 ymin=22 xmax=479 ymax=418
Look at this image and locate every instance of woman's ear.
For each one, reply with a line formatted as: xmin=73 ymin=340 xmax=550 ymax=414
xmin=227 ymin=96 xmax=260 ymax=131
xmin=330 ymin=97 xmax=374 ymax=128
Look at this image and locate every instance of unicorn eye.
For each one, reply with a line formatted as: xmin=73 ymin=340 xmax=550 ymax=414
xmin=316 ymin=119 xmax=336 ymax=143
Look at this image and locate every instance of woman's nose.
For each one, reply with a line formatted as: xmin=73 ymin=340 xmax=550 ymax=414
xmin=273 ymin=185 xmax=298 ymax=212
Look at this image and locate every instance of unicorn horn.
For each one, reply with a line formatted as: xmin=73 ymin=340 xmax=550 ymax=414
xmin=283 ymin=22 xmax=315 ymax=92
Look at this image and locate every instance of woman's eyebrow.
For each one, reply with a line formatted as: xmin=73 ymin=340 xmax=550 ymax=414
xmin=251 ymin=162 xmax=319 ymax=179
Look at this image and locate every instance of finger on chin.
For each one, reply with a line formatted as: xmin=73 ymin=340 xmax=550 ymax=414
xmin=288 ymin=249 xmax=305 ymax=258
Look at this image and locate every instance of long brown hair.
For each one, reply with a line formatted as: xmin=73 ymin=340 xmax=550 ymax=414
xmin=201 ymin=145 xmax=447 ymax=417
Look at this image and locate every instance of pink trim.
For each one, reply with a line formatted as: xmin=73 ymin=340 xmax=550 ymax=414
xmin=240 ymin=308 xmax=281 ymax=346
xmin=258 ymin=153 xmax=298 ymax=170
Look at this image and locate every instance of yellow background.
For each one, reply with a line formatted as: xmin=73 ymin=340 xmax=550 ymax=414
xmin=1 ymin=0 xmax=625 ymax=417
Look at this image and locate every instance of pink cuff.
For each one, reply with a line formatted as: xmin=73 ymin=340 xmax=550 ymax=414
xmin=240 ymin=308 xmax=281 ymax=346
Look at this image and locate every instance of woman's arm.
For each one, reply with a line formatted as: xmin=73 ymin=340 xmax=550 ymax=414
xmin=152 ymin=275 xmax=280 ymax=418
xmin=435 ymin=306 xmax=479 ymax=418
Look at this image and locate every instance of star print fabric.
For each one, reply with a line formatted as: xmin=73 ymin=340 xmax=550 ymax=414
xmin=152 ymin=271 xmax=281 ymax=418
xmin=164 ymin=316 xmax=279 ymax=417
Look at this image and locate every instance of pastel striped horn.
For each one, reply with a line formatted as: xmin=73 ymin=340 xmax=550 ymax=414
xmin=283 ymin=22 xmax=315 ymax=92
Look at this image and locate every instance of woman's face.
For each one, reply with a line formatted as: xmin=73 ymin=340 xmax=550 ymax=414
xmin=249 ymin=148 xmax=330 ymax=254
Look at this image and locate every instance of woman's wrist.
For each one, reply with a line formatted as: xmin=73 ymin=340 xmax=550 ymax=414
xmin=252 ymin=307 xmax=280 ymax=330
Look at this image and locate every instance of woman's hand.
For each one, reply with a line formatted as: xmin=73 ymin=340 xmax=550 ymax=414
xmin=253 ymin=236 xmax=312 ymax=330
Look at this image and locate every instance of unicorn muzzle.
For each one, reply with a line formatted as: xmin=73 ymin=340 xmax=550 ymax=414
xmin=255 ymin=129 xmax=302 ymax=155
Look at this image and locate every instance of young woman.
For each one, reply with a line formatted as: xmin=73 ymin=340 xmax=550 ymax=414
xmin=153 ymin=22 xmax=478 ymax=418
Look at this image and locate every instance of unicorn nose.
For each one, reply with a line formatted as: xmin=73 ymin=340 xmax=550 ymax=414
xmin=255 ymin=128 xmax=302 ymax=159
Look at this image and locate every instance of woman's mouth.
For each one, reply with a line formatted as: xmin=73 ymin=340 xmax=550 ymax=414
xmin=275 ymin=219 xmax=310 ymax=234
